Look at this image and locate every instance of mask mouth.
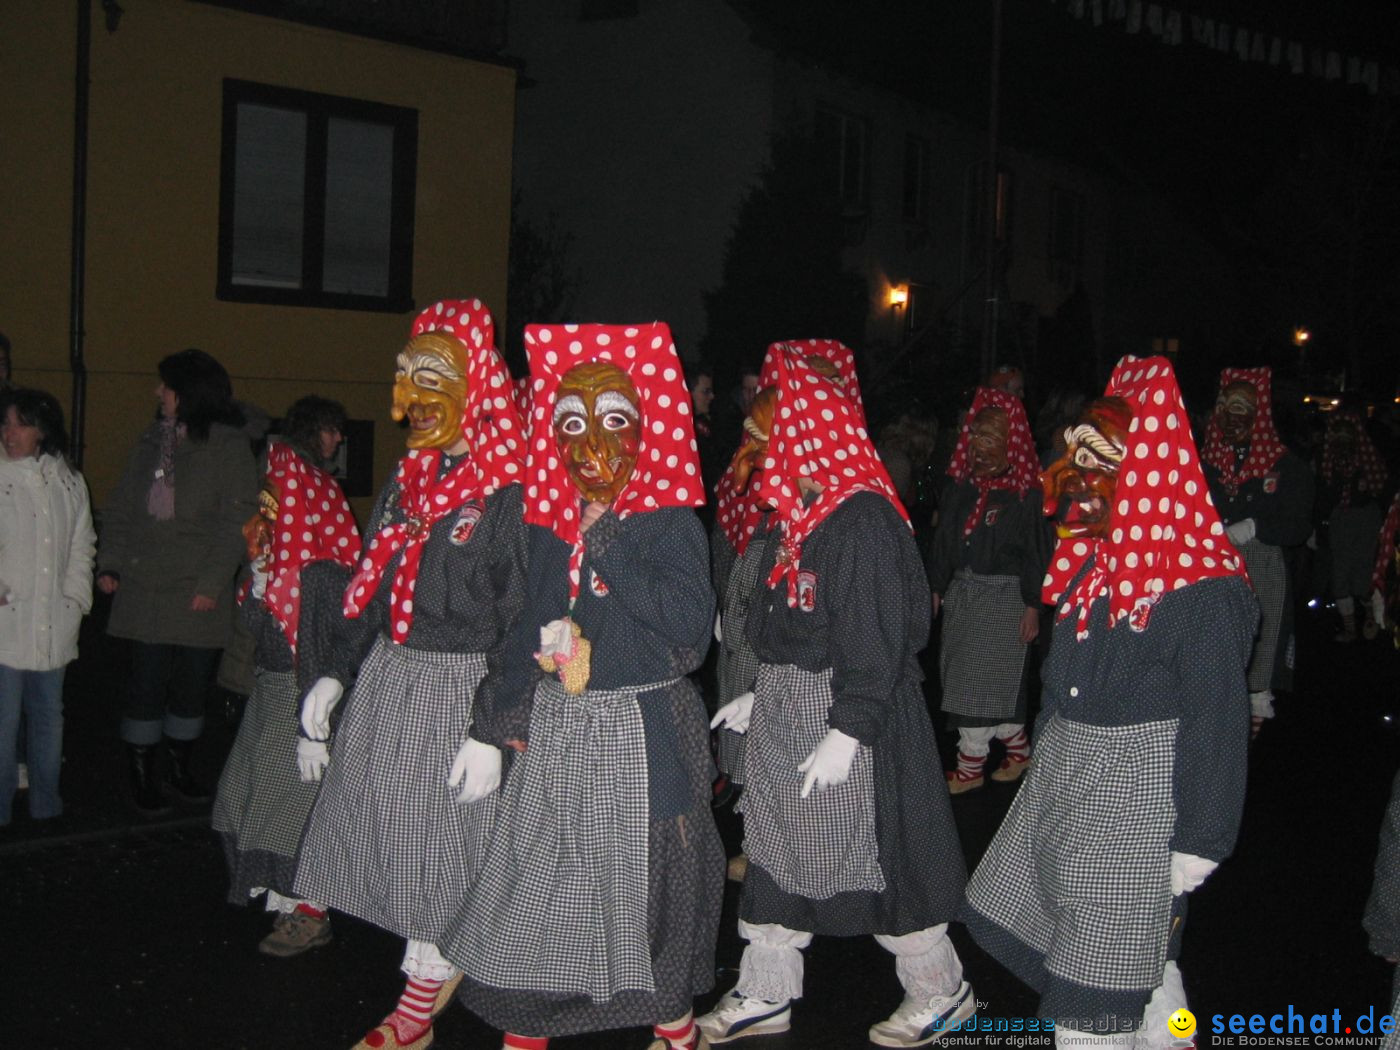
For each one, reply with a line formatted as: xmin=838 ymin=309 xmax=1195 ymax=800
xmin=577 ymin=456 xmax=623 ymax=484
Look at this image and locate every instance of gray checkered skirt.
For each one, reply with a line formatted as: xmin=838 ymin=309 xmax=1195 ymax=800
xmin=965 ymin=714 xmax=1177 ymax=996
xmin=940 ymin=570 xmax=1029 ymax=721
xmin=1238 ymin=538 xmax=1286 ymax=692
xmin=212 ymin=669 xmax=319 ymax=902
xmin=447 ymin=677 xmax=670 ymax=1001
xmin=739 ymin=663 xmax=884 ymax=899
xmin=293 ymin=637 xmax=494 ymax=942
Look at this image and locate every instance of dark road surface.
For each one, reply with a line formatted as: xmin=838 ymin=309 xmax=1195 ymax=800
xmin=3 ymin=600 xmax=1396 ymax=1048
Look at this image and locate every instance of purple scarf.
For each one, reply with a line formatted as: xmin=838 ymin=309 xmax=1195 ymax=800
xmin=145 ymin=418 xmax=182 ymax=521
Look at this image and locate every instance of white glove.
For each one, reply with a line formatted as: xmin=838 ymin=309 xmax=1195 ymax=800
xmin=1225 ymin=518 xmax=1256 ymax=546
xmin=1373 ymin=589 xmax=1388 ymax=628
xmin=300 ymin=677 xmax=344 ymax=741
xmin=448 ymin=737 xmax=502 ymax=804
xmin=710 ymin=691 xmax=754 ymax=734
xmin=1169 ymin=851 xmax=1217 ymax=895
xmin=797 ymin=727 xmax=860 ymax=799
xmin=296 ymin=737 xmax=330 ymax=782
xmin=249 ymin=561 xmax=270 ymax=600
xmin=714 ymin=611 xmax=723 ymax=644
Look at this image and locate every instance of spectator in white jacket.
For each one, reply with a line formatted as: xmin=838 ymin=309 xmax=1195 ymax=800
xmin=0 ymin=389 xmax=96 ymax=825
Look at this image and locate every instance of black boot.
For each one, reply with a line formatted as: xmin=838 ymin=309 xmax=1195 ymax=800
xmin=127 ymin=745 xmax=172 ymax=815
xmin=163 ymin=738 xmax=210 ymax=803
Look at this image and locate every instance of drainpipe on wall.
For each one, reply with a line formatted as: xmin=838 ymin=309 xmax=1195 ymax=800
xmin=68 ymin=0 xmax=92 ymax=468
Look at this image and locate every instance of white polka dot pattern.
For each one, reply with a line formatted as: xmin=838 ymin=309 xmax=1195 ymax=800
xmin=755 ymin=348 xmax=908 ymax=607
xmin=241 ymin=442 xmax=360 ymax=655
xmin=715 ymin=338 xmax=866 ymax=555
xmin=520 ymin=321 xmax=703 ymax=602
xmin=343 ymin=300 xmax=526 ymax=643
xmin=1041 ymin=355 xmax=1244 ymax=640
xmin=945 ymin=386 xmax=1039 ymax=537
xmin=1199 ymin=366 xmax=1286 ymax=496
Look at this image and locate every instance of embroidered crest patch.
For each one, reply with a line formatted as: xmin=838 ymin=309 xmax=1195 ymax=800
xmin=796 ymin=569 xmax=818 ymax=612
xmin=1262 ymin=472 xmax=1279 ymax=494
xmin=589 ymin=568 xmax=610 ymax=597
xmin=1128 ymin=594 xmax=1157 ymax=633
xmin=449 ymin=502 xmax=484 ymax=546
xmin=984 ymin=507 xmax=1001 ymax=527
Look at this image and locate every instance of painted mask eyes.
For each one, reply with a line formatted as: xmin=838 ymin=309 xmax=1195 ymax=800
xmin=602 ymin=411 xmax=632 ymax=432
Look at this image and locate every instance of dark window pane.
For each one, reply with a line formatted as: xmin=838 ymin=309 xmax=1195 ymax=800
xmin=323 ymin=117 xmax=395 ymax=297
xmin=231 ymin=103 xmax=306 ymax=288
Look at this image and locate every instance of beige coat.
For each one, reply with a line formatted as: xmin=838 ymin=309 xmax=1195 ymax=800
xmin=0 ymin=454 xmax=96 ymax=670
xmin=98 ymin=421 xmax=258 ymax=649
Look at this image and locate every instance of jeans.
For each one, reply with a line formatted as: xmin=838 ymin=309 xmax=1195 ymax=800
xmin=0 ymin=664 xmax=67 ymax=824
xmin=120 ymin=642 xmax=220 ymax=745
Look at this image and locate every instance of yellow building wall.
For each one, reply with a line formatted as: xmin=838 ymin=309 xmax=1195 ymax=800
xmin=0 ymin=0 xmax=516 ymax=521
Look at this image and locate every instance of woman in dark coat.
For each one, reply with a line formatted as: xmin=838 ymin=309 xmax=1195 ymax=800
xmin=97 ymin=348 xmax=258 ymax=813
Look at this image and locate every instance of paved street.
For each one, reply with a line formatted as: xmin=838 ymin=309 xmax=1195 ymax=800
xmin=3 ymin=597 xmax=1397 ymax=1048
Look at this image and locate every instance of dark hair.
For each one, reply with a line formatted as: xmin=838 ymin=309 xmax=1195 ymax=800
xmin=157 ymin=348 xmax=243 ymax=441
xmin=684 ymin=362 xmax=713 ymax=389
xmin=282 ymin=395 xmax=347 ymax=464
xmin=1 ymin=387 xmax=70 ymax=458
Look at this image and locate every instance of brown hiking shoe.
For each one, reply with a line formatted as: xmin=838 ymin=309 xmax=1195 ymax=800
xmin=258 ymin=910 xmax=332 ymax=957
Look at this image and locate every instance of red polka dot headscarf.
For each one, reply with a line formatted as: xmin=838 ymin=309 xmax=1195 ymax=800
xmin=522 ymin=322 xmax=704 ymax=601
xmin=756 ymin=348 xmax=908 ymax=607
xmin=1320 ymin=408 xmax=1388 ymax=509
xmin=946 ymin=386 xmax=1039 ymax=537
xmin=714 ymin=338 xmax=867 ymax=555
xmin=343 ymin=299 xmax=527 ymax=643
xmin=243 ymin=442 xmax=361 ymax=656
xmin=1042 ymin=355 xmax=1245 ymax=640
xmin=758 ymin=338 xmax=867 ymax=428
xmin=1199 ymin=366 xmax=1286 ymax=496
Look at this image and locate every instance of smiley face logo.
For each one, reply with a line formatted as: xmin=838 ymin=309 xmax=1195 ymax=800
xmin=1168 ymin=1009 xmax=1197 ymax=1040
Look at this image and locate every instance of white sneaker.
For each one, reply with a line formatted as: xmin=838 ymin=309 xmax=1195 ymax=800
xmin=869 ymin=981 xmax=976 ymax=1047
xmin=695 ymin=991 xmax=792 ymax=1043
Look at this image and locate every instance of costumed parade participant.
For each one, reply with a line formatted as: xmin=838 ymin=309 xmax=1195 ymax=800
xmin=700 ymin=348 xmax=972 ymax=1048
xmin=1372 ymin=491 xmax=1400 ymax=647
xmin=293 ymin=299 xmax=529 ymax=1050
xmin=709 ymin=339 xmax=865 ymax=824
xmin=1316 ymin=409 xmax=1388 ymax=642
xmin=210 ymin=399 xmax=360 ymax=956
xmin=928 ymin=387 xmax=1050 ymax=793
xmin=963 ymin=356 xmax=1257 ymax=1047
xmin=445 ymin=322 xmax=723 ymax=1050
xmin=1200 ymin=367 xmax=1314 ymax=737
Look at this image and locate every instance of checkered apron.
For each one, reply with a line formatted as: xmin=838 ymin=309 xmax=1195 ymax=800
xmin=739 ymin=663 xmax=884 ymax=899
xmin=939 ymin=570 xmax=1029 ymax=720
xmin=293 ymin=638 xmax=494 ymax=942
xmin=716 ymin=532 xmax=771 ymax=780
xmin=452 ymin=677 xmax=673 ymax=1001
xmin=212 ymin=669 xmax=319 ymax=859
xmin=965 ymin=714 xmax=1177 ymax=993
xmin=1237 ymin=538 xmax=1286 ymax=692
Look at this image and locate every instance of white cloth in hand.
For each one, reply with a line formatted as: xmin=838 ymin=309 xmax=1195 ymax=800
xmin=1373 ymin=589 xmax=1388 ymax=628
xmin=449 ymin=737 xmax=502 ymax=804
xmin=537 ymin=618 xmax=576 ymax=663
xmin=250 ymin=562 xmax=270 ymax=600
xmin=296 ymin=737 xmax=330 ymax=782
xmin=710 ymin=691 xmax=754 ymax=734
xmin=798 ymin=728 xmax=860 ymax=799
xmin=1225 ymin=518 xmax=1256 ymax=546
xmin=300 ymin=677 xmax=344 ymax=741
xmin=1169 ymin=851 xmax=1217 ymax=895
